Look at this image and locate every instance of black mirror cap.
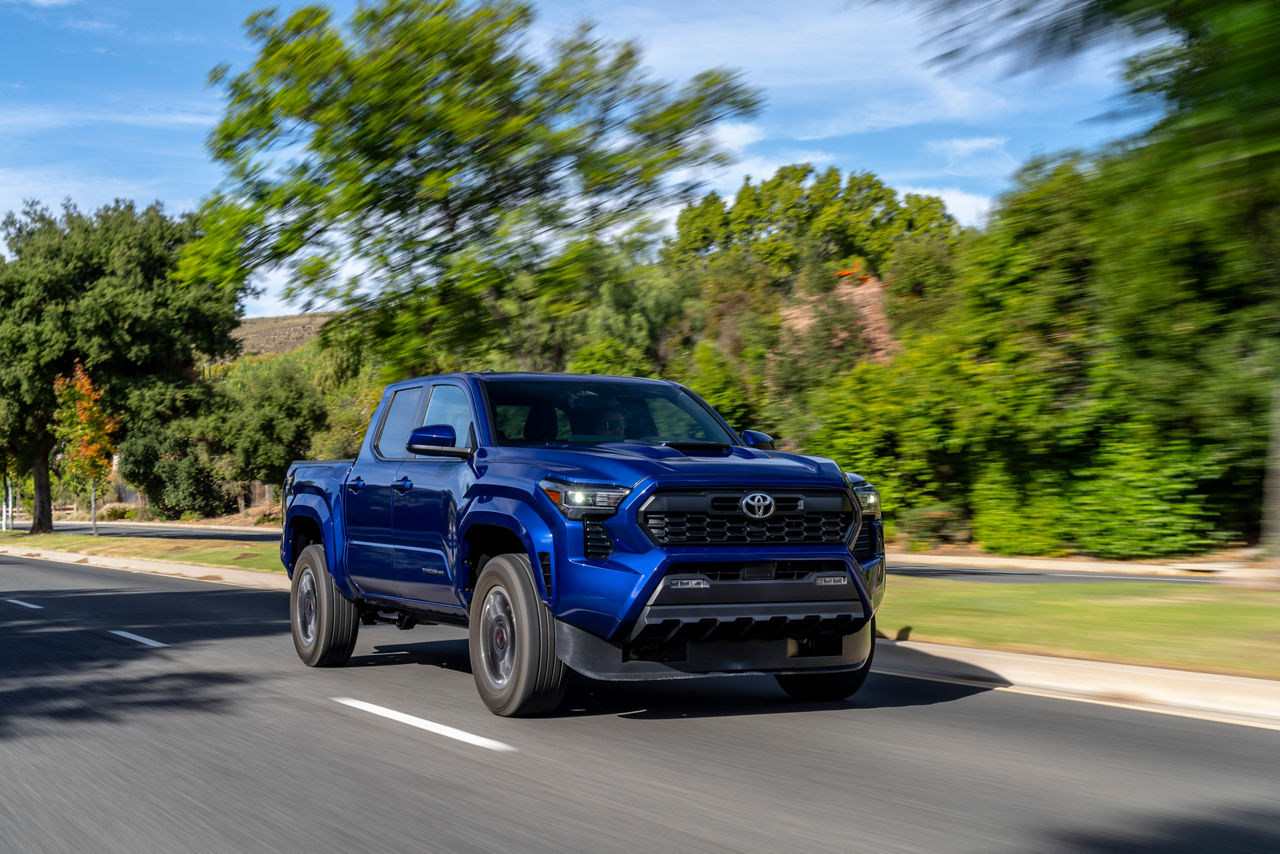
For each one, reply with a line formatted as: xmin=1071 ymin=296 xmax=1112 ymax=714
xmin=740 ymin=429 xmax=775 ymax=450
xmin=406 ymin=424 xmax=472 ymax=459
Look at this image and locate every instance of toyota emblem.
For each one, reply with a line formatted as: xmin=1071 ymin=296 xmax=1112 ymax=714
xmin=740 ymin=492 xmax=775 ymax=519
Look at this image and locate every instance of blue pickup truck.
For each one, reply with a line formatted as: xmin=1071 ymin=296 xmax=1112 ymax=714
xmin=282 ymin=372 xmax=885 ymax=716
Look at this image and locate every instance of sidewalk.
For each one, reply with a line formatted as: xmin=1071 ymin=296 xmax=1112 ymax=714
xmin=4 ymin=542 xmax=1277 ymax=728
xmin=876 ymin=639 xmax=1280 ymax=729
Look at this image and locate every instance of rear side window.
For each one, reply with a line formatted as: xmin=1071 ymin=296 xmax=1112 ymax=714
xmin=421 ymin=384 xmax=475 ymax=449
xmin=375 ymin=386 xmax=425 ymax=459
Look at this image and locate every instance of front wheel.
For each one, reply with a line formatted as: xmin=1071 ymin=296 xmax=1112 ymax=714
xmin=291 ymin=544 xmax=359 ymax=667
xmin=469 ymin=554 xmax=568 ymax=717
xmin=775 ymin=620 xmax=875 ymax=701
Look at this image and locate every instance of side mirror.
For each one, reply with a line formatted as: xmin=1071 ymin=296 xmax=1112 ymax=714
xmin=740 ymin=429 xmax=775 ymax=450
xmin=406 ymin=424 xmax=471 ymax=459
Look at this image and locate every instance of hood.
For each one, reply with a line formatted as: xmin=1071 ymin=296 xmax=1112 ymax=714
xmin=479 ymin=443 xmax=847 ymax=490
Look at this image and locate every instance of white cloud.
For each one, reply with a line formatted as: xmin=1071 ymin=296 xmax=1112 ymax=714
xmin=713 ymin=121 xmax=766 ymax=152
xmin=242 ymin=267 xmax=298 ymax=319
xmin=926 ymin=136 xmax=1019 ymax=177
xmin=1 ymin=0 xmax=75 ymax=7
xmin=60 ymin=18 xmax=117 ymax=32
xmin=716 ymin=149 xmax=837 ymax=192
xmin=899 ymin=185 xmax=993 ymax=228
xmin=541 ymin=2 xmax=1018 ymax=138
xmin=0 ymin=104 xmax=218 ymax=136
xmin=928 ymin=137 xmax=1006 ymax=159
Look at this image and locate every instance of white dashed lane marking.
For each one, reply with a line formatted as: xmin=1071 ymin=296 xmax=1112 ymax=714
xmin=108 ymin=629 xmax=168 ymax=648
xmin=332 ymin=697 xmax=517 ymax=752
xmin=6 ymin=599 xmax=43 ymax=609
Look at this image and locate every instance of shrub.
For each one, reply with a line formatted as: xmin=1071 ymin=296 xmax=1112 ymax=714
xmin=97 ymin=502 xmax=134 ymax=521
xmin=896 ymin=502 xmax=967 ymax=551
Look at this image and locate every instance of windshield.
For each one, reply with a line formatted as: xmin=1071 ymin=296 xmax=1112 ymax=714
xmin=482 ymin=377 xmax=739 ymax=447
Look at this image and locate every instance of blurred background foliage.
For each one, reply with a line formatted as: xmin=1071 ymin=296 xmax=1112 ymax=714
xmin=2 ymin=0 xmax=1277 ymax=558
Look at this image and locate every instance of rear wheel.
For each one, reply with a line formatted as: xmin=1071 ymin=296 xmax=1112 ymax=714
xmin=775 ymin=620 xmax=875 ymax=701
xmin=469 ymin=553 xmax=568 ymax=716
xmin=291 ymin=544 xmax=359 ymax=667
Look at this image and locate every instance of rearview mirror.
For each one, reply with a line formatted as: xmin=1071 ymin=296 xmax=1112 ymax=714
xmin=406 ymin=424 xmax=471 ymax=459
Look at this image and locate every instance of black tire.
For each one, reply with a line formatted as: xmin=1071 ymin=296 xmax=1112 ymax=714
xmin=775 ymin=621 xmax=875 ymax=702
xmin=469 ymin=553 xmax=568 ymax=717
xmin=291 ymin=544 xmax=359 ymax=667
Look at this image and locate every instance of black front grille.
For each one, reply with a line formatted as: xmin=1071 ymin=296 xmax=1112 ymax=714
xmin=640 ymin=489 xmax=856 ymax=547
xmin=583 ymin=519 xmax=613 ymax=558
xmin=667 ymin=560 xmax=848 ymax=581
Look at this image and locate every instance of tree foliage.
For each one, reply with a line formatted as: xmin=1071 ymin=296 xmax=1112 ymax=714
xmin=210 ymin=354 xmax=328 ymax=486
xmin=198 ymin=0 xmax=760 ymax=373
xmin=907 ymin=0 xmax=1280 ymax=552
xmin=0 ymin=200 xmax=242 ymax=532
xmin=53 ymin=363 xmax=119 ymax=487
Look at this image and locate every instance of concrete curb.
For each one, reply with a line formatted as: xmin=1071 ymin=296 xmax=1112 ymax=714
xmin=5 ymin=545 xmax=1276 ymax=727
xmin=876 ymin=639 xmax=1280 ymax=728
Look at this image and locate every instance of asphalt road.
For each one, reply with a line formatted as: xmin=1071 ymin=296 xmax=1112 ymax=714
xmin=2 ymin=553 xmax=1275 ymax=853
xmin=33 ymin=520 xmax=283 ymax=543
xmin=27 ymin=522 xmax=1213 ymax=583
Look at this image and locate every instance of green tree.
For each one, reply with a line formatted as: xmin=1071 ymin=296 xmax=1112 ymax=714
xmin=213 ymin=355 xmax=328 ymax=488
xmin=0 ymin=201 xmax=243 ymax=533
xmin=197 ymin=0 xmax=760 ymax=372
xmin=908 ymin=0 xmax=1280 ymax=550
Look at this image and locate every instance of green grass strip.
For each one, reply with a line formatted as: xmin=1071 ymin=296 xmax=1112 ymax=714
xmin=880 ymin=577 xmax=1280 ymax=680
xmin=0 ymin=531 xmax=283 ymax=575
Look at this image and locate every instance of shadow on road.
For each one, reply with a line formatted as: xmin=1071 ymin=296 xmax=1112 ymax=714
xmin=1045 ymin=807 xmax=1280 ymax=853
xmin=352 ymin=638 xmax=472 ymax=674
xmin=352 ymin=634 xmax=1005 ymax=719
xmin=558 ymin=668 xmax=998 ymax=720
xmin=0 ymin=586 xmax=288 ymax=738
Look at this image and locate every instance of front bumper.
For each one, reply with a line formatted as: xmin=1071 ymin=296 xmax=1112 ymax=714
xmin=555 ymin=613 xmax=874 ymax=681
xmin=552 ymin=563 xmax=874 ymax=680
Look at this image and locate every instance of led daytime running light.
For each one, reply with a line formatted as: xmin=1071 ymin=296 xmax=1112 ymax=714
xmin=539 ymin=479 xmax=630 ymax=519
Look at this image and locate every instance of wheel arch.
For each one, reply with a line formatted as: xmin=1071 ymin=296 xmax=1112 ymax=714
xmin=284 ymin=498 xmax=358 ymax=600
xmin=460 ymin=502 xmax=555 ymax=601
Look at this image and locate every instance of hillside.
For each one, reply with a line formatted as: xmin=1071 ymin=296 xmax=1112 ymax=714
xmin=232 ymin=312 xmax=336 ymax=356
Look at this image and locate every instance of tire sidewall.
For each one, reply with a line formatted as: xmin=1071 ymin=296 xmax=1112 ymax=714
xmin=291 ymin=545 xmax=329 ymax=667
xmin=469 ymin=555 xmax=539 ymax=715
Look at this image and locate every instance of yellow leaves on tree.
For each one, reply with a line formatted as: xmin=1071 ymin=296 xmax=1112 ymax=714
xmin=53 ymin=363 xmax=120 ymax=485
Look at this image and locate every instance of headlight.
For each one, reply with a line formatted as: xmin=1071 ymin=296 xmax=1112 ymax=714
xmin=845 ymin=473 xmax=881 ymax=520
xmin=539 ymin=479 xmax=630 ymax=520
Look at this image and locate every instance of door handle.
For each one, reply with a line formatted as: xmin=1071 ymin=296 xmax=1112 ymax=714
xmin=394 ymin=476 xmax=413 ymax=494
xmin=347 ymin=476 xmax=365 ymax=493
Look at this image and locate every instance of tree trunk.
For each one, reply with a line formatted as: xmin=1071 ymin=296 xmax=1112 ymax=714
xmin=29 ymin=443 xmax=53 ymax=534
xmin=91 ymin=480 xmax=98 ymax=537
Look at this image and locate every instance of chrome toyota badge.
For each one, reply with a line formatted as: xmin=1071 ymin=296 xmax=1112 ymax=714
xmin=740 ymin=492 xmax=775 ymax=519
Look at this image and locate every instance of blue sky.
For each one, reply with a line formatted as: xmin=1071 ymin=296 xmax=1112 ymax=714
xmin=1 ymin=0 xmax=1141 ymax=316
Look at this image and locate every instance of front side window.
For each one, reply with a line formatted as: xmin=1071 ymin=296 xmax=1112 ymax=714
xmin=483 ymin=378 xmax=737 ymax=447
xmin=421 ymin=384 xmax=475 ymax=449
xmin=375 ymin=386 xmax=425 ymax=459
